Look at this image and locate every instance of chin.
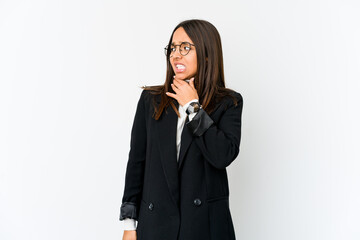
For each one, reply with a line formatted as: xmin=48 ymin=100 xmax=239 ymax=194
xmin=176 ymin=73 xmax=191 ymax=79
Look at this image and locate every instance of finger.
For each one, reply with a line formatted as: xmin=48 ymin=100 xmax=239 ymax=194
xmin=171 ymin=83 xmax=180 ymax=93
xmin=171 ymin=81 xmax=179 ymax=89
xmin=189 ymin=77 xmax=195 ymax=88
xmin=174 ymin=75 xmax=187 ymax=83
xmin=166 ymin=92 xmax=177 ymax=100
xmin=173 ymin=78 xmax=185 ymax=89
xmin=174 ymin=80 xmax=185 ymax=89
xmin=173 ymin=77 xmax=184 ymax=85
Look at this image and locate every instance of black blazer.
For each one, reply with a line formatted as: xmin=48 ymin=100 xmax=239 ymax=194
xmin=120 ymin=89 xmax=243 ymax=240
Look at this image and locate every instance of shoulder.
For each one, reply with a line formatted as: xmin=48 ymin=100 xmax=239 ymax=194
xmin=137 ymin=89 xmax=162 ymax=114
xmin=138 ymin=89 xmax=153 ymax=103
xmin=138 ymin=85 xmax=163 ymax=103
xmin=140 ymin=89 xmax=160 ymax=104
xmin=131 ymin=90 xmax=151 ymax=112
xmin=219 ymin=90 xmax=243 ymax=110
xmin=229 ymin=90 xmax=243 ymax=103
xmin=139 ymin=89 xmax=148 ymax=100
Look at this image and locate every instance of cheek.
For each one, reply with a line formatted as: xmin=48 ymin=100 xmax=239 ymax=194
xmin=188 ymin=56 xmax=196 ymax=68
xmin=170 ymin=61 xmax=176 ymax=70
xmin=192 ymin=58 xmax=198 ymax=72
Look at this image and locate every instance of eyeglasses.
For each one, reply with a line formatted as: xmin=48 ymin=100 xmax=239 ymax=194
xmin=164 ymin=42 xmax=195 ymax=57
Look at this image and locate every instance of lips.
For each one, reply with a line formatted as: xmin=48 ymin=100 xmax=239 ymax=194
xmin=174 ymin=63 xmax=186 ymax=73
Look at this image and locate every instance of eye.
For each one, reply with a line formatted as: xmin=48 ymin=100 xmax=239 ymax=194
xmin=184 ymin=46 xmax=190 ymax=51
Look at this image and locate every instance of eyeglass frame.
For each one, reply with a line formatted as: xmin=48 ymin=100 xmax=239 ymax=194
xmin=164 ymin=42 xmax=196 ymax=57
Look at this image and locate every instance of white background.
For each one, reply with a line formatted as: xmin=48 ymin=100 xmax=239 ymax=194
xmin=1 ymin=0 xmax=359 ymax=239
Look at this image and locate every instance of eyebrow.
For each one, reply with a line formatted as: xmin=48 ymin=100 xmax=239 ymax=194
xmin=171 ymin=41 xmax=191 ymax=45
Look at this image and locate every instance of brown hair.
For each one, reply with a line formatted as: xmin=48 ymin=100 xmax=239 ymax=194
xmin=140 ymin=19 xmax=238 ymax=120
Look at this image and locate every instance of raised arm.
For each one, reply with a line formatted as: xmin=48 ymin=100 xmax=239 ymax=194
xmin=186 ymin=93 xmax=243 ymax=169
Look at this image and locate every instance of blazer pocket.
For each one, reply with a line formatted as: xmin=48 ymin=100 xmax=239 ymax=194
xmin=207 ymin=197 xmax=236 ymax=240
xmin=137 ymin=199 xmax=160 ymax=240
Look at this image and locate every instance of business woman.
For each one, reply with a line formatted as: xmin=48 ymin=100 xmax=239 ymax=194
xmin=120 ymin=19 xmax=243 ymax=240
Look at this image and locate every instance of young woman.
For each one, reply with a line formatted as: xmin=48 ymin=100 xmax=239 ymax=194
xmin=120 ymin=19 xmax=243 ymax=240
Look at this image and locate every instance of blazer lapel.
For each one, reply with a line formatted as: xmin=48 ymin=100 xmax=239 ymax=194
xmin=155 ymin=100 xmax=180 ymax=209
xmin=178 ymin=116 xmax=194 ymax=170
xmin=178 ymin=101 xmax=221 ymax=170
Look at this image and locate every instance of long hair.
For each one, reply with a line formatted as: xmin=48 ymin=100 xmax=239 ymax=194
xmin=142 ymin=19 xmax=238 ymax=120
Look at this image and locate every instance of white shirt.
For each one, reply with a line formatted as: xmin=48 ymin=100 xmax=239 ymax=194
xmin=123 ymin=99 xmax=199 ymax=230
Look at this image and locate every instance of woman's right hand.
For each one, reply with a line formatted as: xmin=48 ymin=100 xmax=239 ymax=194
xmin=122 ymin=230 xmax=137 ymax=240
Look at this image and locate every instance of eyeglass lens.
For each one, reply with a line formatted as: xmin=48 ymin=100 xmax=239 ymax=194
xmin=165 ymin=42 xmax=192 ymax=57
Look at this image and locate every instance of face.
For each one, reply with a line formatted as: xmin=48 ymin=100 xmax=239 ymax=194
xmin=169 ymin=27 xmax=197 ymax=80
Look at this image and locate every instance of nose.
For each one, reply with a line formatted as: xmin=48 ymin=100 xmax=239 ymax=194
xmin=171 ymin=46 xmax=182 ymax=59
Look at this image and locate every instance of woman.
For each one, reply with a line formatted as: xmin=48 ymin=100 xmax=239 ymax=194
xmin=120 ymin=19 xmax=243 ymax=240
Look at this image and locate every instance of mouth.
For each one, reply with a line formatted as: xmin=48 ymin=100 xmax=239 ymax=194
xmin=174 ymin=64 xmax=186 ymax=73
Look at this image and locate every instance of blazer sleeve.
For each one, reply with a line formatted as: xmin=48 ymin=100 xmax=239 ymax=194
xmin=186 ymin=93 xmax=243 ymax=169
xmin=119 ymin=90 xmax=147 ymax=221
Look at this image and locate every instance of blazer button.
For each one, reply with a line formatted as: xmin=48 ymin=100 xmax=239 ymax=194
xmin=148 ymin=202 xmax=154 ymax=211
xmin=193 ymin=198 xmax=202 ymax=206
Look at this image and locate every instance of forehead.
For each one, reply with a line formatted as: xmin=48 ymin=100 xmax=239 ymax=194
xmin=171 ymin=27 xmax=194 ymax=45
